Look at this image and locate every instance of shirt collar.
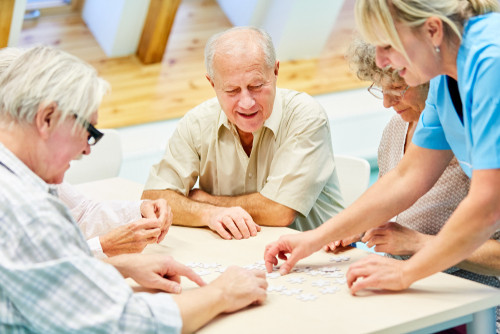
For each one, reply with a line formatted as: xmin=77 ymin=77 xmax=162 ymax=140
xmin=217 ymin=88 xmax=282 ymax=138
xmin=0 ymin=142 xmax=52 ymax=194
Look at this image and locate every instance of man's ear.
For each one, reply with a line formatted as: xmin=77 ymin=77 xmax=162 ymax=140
xmin=274 ymin=60 xmax=280 ymax=78
xmin=34 ymin=102 xmax=58 ymax=140
xmin=206 ymin=74 xmax=216 ymax=88
xmin=424 ymin=16 xmax=444 ymax=49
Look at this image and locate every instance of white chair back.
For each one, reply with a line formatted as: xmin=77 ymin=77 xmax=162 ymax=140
xmin=334 ymin=154 xmax=371 ymax=207
xmin=64 ymin=129 xmax=123 ymax=184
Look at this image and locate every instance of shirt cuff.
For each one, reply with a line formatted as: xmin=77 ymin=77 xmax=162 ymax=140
xmin=87 ymin=236 xmax=107 ymax=259
xmin=135 ymin=292 xmax=183 ymax=333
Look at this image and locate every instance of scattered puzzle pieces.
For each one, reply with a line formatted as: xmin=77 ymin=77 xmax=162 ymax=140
xmin=287 ymin=277 xmax=306 ymax=284
xmin=311 ymin=279 xmax=330 ymax=287
xmin=320 ymin=286 xmax=339 ymax=294
xmin=296 ymin=293 xmax=318 ymax=302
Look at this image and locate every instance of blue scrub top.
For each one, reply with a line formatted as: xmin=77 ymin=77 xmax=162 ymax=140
xmin=413 ymin=12 xmax=500 ymax=178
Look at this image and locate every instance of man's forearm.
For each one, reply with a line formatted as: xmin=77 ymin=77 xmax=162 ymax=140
xmin=142 ymin=189 xmax=214 ymax=227
xmin=192 ymin=191 xmax=296 ymax=226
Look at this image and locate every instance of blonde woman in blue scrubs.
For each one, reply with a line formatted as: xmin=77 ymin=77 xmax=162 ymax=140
xmin=264 ymin=0 xmax=500 ymax=298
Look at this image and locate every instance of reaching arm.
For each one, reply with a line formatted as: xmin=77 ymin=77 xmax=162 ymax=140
xmin=189 ymin=189 xmax=297 ymax=227
xmin=398 ymin=169 xmax=500 ymax=283
xmin=264 ymin=144 xmax=453 ymax=274
xmin=456 ymin=239 xmax=500 ymax=276
xmin=360 ymin=222 xmax=500 ymax=276
xmin=142 ymin=189 xmax=261 ymax=240
xmin=346 ymin=168 xmax=500 ymax=294
xmin=172 ymin=266 xmax=267 ymax=334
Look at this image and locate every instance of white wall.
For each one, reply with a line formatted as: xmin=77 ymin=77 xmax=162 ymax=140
xmin=82 ymin=0 xmax=150 ymax=57
xmin=8 ymin=0 xmax=27 ymax=46
xmin=216 ymin=0 xmax=344 ymax=61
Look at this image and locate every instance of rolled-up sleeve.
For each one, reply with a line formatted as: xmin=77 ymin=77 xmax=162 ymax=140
xmin=144 ymin=112 xmax=200 ymax=196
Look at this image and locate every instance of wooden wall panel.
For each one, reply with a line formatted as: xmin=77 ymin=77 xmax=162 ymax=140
xmin=137 ymin=0 xmax=182 ymax=64
xmin=0 ymin=0 xmax=15 ymax=47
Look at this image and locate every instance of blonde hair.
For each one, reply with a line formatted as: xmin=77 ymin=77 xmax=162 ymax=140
xmin=0 ymin=46 xmax=109 ymax=127
xmin=355 ymin=0 xmax=499 ymax=57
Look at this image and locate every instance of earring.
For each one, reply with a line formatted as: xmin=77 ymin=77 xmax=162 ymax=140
xmin=435 ymin=45 xmax=441 ymax=53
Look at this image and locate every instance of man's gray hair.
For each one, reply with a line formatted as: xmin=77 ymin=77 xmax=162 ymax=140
xmin=204 ymin=26 xmax=276 ymax=79
xmin=0 ymin=46 xmax=109 ymax=127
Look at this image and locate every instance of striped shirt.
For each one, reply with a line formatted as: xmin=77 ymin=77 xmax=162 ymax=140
xmin=0 ymin=143 xmax=182 ymax=333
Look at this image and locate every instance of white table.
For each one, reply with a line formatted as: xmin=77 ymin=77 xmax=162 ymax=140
xmin=77 ymin=177 xmax=500 ymax=334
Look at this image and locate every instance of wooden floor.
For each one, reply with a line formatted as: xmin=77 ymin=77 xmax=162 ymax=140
xmin=18 ymin=0 xmax=366 ymax=129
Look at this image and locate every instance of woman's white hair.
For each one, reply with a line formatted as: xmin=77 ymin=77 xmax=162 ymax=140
xmin=0 ymin=45 xmax=109 ymax=127
xmin=355 ymin=0 xmax=499 ymax=59
xmin=204 ymin=26 xmax=276 ymax=79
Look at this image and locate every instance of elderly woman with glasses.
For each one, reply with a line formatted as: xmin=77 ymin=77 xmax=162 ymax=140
xmin=327 ymin=39 xmax=500 ymax=296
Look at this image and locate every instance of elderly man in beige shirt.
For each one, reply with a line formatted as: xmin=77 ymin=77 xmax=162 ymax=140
xmin=142 ymin=27 xmax=344 ymax=240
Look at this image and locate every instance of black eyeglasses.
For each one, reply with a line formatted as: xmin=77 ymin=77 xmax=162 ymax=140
xmin=73 ymin=114 xmax=104 ymax=146
xmin=368 ymin=82 xmax=409 ymax=100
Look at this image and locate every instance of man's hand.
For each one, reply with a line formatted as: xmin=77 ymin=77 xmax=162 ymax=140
xmin=361 ymin=222 xmax=431 ymax=255
xmin=207 ymin=206 xmax=261 ymax=240
xmin=209 ymin=266 xmax=268 ymax=313
xmin=323 ymin=234 xmax=362 ymax=253
xmin=108 ymin=253 xmax=206 ymax=293
xmin=140 ymin=199 xmax=173 ymax=242
xmin=264 ymin=230 xmax=321 ymax=275
xmin=346 ymin=254 xmax=411 ymax=295
xmin=100 ymin=219 xmax=162 ymax=257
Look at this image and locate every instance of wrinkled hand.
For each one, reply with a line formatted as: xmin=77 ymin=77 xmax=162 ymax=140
xmin=208 ymin=206 xmax=261 ymax=240
xmin=110 ymin=253 xmax=206 ymax=293
xmin=210 ymin=266 xmax=267 ymax=313
xmin=100 ymin=218 xmax=163 ymax=257
xmin=346 ymin=254 xmax=410 ymax=295
xmin=140 ymin=199 xmax=172 ymax=242
xmin=264 ymin=231 xmax=321 ymax=275
xmin=362 ymin=222 xmax=430 ymax=255
xmin=323 ymin=234 xmax=362 ymax=253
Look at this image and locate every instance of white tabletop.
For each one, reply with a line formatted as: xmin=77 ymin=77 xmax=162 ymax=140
xmin=76 ymin=177 xmax=500 ymax=334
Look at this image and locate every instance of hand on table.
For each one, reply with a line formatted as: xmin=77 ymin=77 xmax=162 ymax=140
xmin=323 ymin=234 xmax=362 ymax=253
xmin=346 ymin=254 xmax=410 ymax=294
xmin=109 ymin=253 xmax=206 ymax=293
xmin=140 ymin=199 xmax=173 ymax=242
xmin=100 ymin=218 xmax=163 ymax=256
xmin=210 ymin=266 xmax=268 ymax=312
xmin=264 ymin=230 xmax=321 ymax=275
xmin=207 ymin=206 xmax=261 ymax=240
xmin=361 ymin=222 xmax=430 ymax=255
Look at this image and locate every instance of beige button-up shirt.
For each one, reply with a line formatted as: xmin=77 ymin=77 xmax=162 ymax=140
xmin=145 ymin=88 xmax=344 ymax=231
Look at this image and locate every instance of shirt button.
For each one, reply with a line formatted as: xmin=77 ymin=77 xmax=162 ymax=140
xmin=249 ymin=173 xmax=253 ymax=178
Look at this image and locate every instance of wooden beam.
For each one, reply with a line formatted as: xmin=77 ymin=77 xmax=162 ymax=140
xmin=137 ymin=0 xmax=181 ymax=64
xmin=0 ymin=0 xmax=15 ymax=48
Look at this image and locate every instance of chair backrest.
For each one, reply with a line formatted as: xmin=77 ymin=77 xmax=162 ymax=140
xmin=64 ymin=129 xmax=123 ymax=185
xmin=334 ymin=154 xmax=371 ymax=207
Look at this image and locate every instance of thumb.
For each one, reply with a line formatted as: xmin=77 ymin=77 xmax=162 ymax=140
xmin=141 ymin=201 xmax=156 ymax=219
xmin=279 ymin=251 xmax=301 ymax=275
xmin=152 ymin=278 xmax=182 ymax=294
